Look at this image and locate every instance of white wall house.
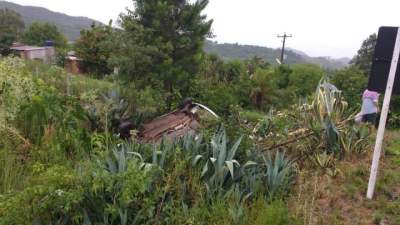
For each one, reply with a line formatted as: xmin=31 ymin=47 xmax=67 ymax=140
xmin=10 ymin=45 xmax=56 ymax=64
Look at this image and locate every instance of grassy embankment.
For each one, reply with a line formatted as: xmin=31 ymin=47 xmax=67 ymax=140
xmin=289 ymin=130 xmax=400 ymax=225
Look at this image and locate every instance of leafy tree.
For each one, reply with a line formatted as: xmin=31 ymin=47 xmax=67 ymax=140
xmin=221 ymin=60 xmax=246 ymax=82
xmin=117 ymin=0 xmax=213 ymax=95
xmin=245 ymin=56 xmax=270 ymax=76
xmin=108 ymin=19 xmax=157 ymax=82
xmin=273 ymin=65 xmax=292 ymax=89
xmin=332 ymin=66 xmax=367 ymax=108
xmin=250 ymin=68 xmax=276 ymax=111
xmin=197 ymin=82 xmax=239 ymax=116
xmin=0 ymin=9 xmax=25 ymax=55
xmin=350 ymin=33 xmax=377 ymax=75
xmin=22 ymin=22 xmax=67 ymax=48
xmin=288 ymin=64 xmax=324 ymax=97
xmin=199 ymin=53 xmax=225 ymax=79
xmin=76 ymin=23 xmax=115 ymax=76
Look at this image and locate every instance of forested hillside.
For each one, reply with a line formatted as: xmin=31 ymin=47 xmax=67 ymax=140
xmin=204 ymin=41 xmax=350 ymax=70
xmin=0 ymin=1 xmax=102 ymax=40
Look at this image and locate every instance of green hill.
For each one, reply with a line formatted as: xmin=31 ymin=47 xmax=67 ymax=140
xmin=0 ymin=0 xmax=103 ymax=40
xmin=204 ymin=41 xmax=350 ymax=70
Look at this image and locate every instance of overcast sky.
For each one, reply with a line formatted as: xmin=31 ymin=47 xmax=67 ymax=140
xmin=6 ymin=0 xmax=400 ymax=58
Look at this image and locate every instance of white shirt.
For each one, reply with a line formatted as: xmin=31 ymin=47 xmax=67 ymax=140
xmin=361 ymin=97 xmax=378 ymax=115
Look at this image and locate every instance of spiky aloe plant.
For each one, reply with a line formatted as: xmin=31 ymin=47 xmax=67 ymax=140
xmin=175 ymin=133 xmax=206 ymax=167
xmin=262 ymin=151 xmax=295 ymax=200
xmin=303 ymin=79 xmax=350 ymax=155
xmin=340 ymin=124 xmax=370 ymax=154
xmin=201 ymin=127 xmax=243 ymax=200
xmin=102 ymin=144 xmax=130 ymax=175
xmin=254 ymin=110 xmax=274 ymax=139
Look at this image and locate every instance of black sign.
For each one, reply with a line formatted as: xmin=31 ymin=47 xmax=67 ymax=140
xmin=368 ymin=26 xmax=400 ymax=95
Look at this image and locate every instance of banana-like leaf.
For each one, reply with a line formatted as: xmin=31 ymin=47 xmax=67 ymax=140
xmin=228 ymin=136 xmax=243 ymax=160
xmin=192 ymin=155 xmax=203 ymax=166
xmin=127 ymin=152 xmax=144 ymax=161
xmin=83 ymin=209 xmax=91 ymax=225
xmin=117 ymin=150 xmax=126 ymax=172
xmin=119 ymin=208 xmax=127 ymax=225
xmin=225 ymin=161 xmax=235 ymax=179
xmin=201 ymin=161 xmax=211 ymax=178
xmin=242 ymin=161 xmax=258 ymax=170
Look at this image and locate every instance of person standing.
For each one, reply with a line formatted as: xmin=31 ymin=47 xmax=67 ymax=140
xmin=360 ymin=89 xmax=380 ymax=127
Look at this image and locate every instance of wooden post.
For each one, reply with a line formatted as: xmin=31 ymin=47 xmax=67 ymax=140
xmin=277 ymin=33 xmax=292 ymax=64
xmin=367 ymin=27 xmax=400 ymax=199
xmin=66 ymin=72 xmax=71 ymax=96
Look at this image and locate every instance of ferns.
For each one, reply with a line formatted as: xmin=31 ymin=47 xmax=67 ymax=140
xmin=0 ymin=124 xmax=31 ymax=147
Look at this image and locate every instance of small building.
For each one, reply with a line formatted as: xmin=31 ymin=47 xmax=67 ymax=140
xmin=64 ymin=51 xmax=82 ymax=74
xmin=10 ymin=43 xmax=55 ymax=64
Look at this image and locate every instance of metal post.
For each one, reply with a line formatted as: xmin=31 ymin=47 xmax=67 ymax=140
xmin=367 ymin=27 xmax=400 ymax=199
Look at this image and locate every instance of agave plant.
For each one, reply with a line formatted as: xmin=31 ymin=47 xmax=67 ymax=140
xmin=88 ymin=144 xmax=147 ymax=225
xmin=340 ymin=124 xmax=370 ymax=154
xmin=253 ymin=110 xmax=274 ymax=139
xmin=86 ymin=90 xmax=132 ymax=132
xmin=312 ymin=81 xmax=348 ymax=120
xmin=313 ymin=152 xmax=335 ymax=169
xmin=300 ymin=79 xmax=350 ymax=155
xmin=102 ymin=90 xmax=130 ymax=125
xmin=175 ymin=133 xmax=206 ymax=167
xmin=200 ymin=127 xmax=243 ymax=199
xmin=227 ymin=185 xmax=247 ymax=225
xmin=102 ymin=145 xmax=130 ymax=175
xmin=150 ymin=139 xmax=175 ymax=170
xmin=262 ymin=151 xmax=295 ymax=200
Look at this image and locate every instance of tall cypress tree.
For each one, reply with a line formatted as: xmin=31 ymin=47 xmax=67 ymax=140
xmin=118 ymin=0 xmax=213 ymax=94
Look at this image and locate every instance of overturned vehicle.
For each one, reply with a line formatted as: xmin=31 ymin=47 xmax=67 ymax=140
xmin=118 ymin=98 xmax=218 ymax=143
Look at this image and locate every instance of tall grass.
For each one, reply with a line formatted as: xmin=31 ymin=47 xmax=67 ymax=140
xmin=0 ymin=148 xmax=29 ymax=193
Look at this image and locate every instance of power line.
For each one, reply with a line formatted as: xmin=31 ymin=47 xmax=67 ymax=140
xmin=277 ymin=32 xmax=292 ymax=64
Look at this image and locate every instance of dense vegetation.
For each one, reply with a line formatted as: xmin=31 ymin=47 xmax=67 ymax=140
xmin=0 ymin=55 xmax=376 ymax=225
xmin=0 ymin=0 xmax=399 ymax=224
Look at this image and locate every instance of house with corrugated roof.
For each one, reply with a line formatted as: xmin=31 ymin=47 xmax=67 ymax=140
xmin=10 ymin=42 xmax=55 ymax=64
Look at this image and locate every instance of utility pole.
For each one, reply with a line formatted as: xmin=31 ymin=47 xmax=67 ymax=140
xmin=277 ymin=32 xmax=292 ymax=64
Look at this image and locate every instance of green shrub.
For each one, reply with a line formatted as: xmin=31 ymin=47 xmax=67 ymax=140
xmin=247 ymin=198 xmax=290 ymax=225
xmin=0 ymin=149 xmax=153 ymax=225
xmin=331 ymin=66 xmax=367 ymax=110
xmin=0 ymin=147 xmax=29 ymax=193
xmin=0 ymin=57 xmax=37 ymax=122
xmin=0 ymin=165 xmax=85 ymax=225
xmin=288 ymin=64 xmax=324 ymax=97
xmin=198 ymin=81 xmax=239 ymax=116
xmin=239 ymin=110 xmax=265 ymax=123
